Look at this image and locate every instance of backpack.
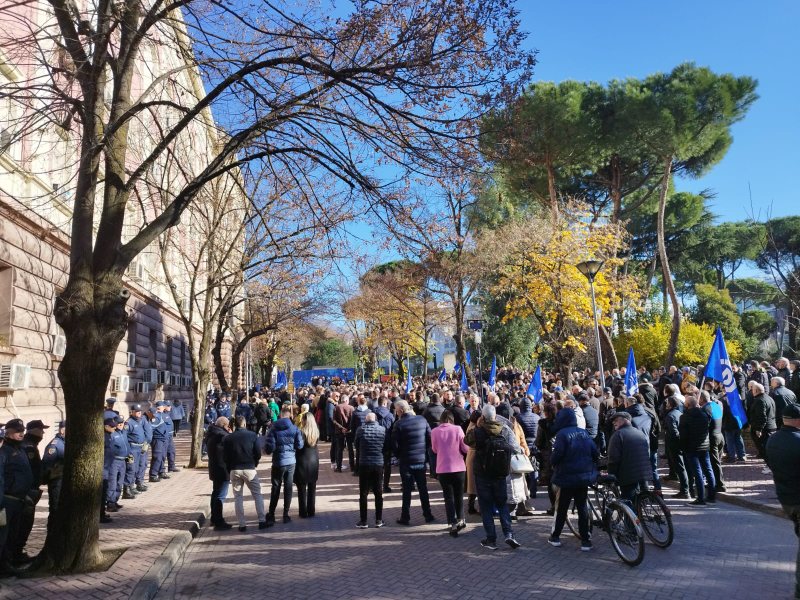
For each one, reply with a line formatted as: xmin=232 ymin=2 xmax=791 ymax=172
xmin=480 ymin=430 xmax=513 ymax=478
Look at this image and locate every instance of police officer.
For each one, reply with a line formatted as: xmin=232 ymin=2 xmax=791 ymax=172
xmin=161 ymin=402 xmax=180 ymax=476
xmin=123 ymin=405 xmax=146 ymax=499
xmin=0 ymin=418 xmax=34 ymax=571
xmin=105 ymin=415 xmax=129 ymax=513
xmin=13 ymin=419 xmax=49 ymax=564
xmin=149 ymin=402 xmax=169 ymax=482
xmin=41 ymin=420 xmax=66 ymax=512
xmin=217 ymin=395 xmax=232 ymax=419
xmin=104 ymin=398 xmax=119 ymax=421
xmin=137 ymin=409 xmax=152 ymax=492
xmin=102 ymin=417 xmax=116 ymax=523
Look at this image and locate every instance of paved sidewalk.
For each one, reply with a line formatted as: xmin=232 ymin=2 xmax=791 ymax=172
xmin=658 ymin=437 xmax=784 ymax=517
xmin=0 ymin=430 xmax=210 ymax=600
xmin=156 ymin=443 xmax=798 ymax=600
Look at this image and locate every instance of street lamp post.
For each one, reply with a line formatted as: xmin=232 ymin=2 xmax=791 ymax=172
xmin=576 ymin=259 xmax=605 ymax=384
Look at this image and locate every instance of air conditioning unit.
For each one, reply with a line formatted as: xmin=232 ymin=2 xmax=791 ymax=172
xmin=110 ymin=375 xmax=130 ymax=392
xmin=157 ymin=370 xmax=171 ymax=384
xmin=126 ymin=352 xmax=136 ymax=368
xmin=127 ymin=260 xmax=145 ymax=283
xmin=52 ymin=334 xmax=67 ymax=357
xmin=135 ymin=381 xmax=150 ymax=393
xmin=180 ymin=298 xmax=190 ymax=312
xmin=143 ymin=368 xmax=158 ymax=384
xmin=0 ymin=363 xmax=31 ymax=390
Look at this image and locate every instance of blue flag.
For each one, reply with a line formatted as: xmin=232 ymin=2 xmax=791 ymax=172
xmin=453 ymin=362 xmax=461 ymax=375
xmin=488 ymin=356 xmax=497 ymax=391
xmin=705 ymin=327 xmax=748 ymax=428
xmin=526 ymin=366 xmax=543 ymax=403
xmin=466 ymin=351 xmax=472 ymax=366
xmin=624 ymin=347 xmax=639 ymax=397
xmin=405 ymin=364 xmax=413 ymax=394
xmin=460 ymin=363 xmax=468 ymax=392
xmin=438 ymin=368 xmax=447 ymax=382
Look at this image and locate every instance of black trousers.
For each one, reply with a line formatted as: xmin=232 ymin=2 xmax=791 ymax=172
xmin=383 ymin=450 xmax=392 ymax=489
xmin=552 ymin=485 xmax=590 ymax=542
xmin=438 ymin=471 xmax=465 ymax=525
xmin=296 ymin=481 xmax=317 ymax=517
xmin=709 ymin=433 xmax=725 ymax=487
xmin=359 ymin=466 xmax=384 ymax=523
xmin=268 ymin=464 xmax=295 ymax=517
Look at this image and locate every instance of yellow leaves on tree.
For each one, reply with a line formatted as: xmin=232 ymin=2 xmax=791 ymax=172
xmin=614 ymin=320 xmax=742 ymax=370
xmin=489 ymin=206 xmax=641 ymax=370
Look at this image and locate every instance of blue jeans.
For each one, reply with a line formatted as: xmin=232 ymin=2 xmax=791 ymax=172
xmin=724 ymin=430 xmax=746 ymax=460
xmin=685 ymin=451 xmax=716 ymax=502
xmin=475 ymin=475 xmax=512 ymax=542
xmin=399 ymin=464 xmax=433 ymax=521
xmin=211 ymin=479 xmax=230 ymax=524
xmin=649 ymin=450 xmax=662 ymax=490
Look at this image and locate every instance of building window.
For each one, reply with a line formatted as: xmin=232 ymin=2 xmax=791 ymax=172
xmin=0 ymin=264 xmax=12 ymax=346
xmin=166 ymin=336 xmax=173 ymax=371
xmin=149 ymin=329 xmax=158 ymax=368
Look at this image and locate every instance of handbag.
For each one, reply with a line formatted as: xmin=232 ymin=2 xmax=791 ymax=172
xmin=510 ymin=453 xmax=534 ymax=474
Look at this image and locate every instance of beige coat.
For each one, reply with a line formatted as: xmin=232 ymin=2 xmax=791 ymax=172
xmin=465 ymin=422 xmax=477 ymax=495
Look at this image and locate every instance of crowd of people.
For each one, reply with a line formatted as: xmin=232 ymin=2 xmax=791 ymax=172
xmin=0 ymin=356 xmax=798 ymax=595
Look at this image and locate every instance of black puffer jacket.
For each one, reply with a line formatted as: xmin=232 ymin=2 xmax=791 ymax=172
xmin=355 ymin=421 xmax=388 ymax=468
xmin=606 ymin=423 xmax=651 ymax=486
xmin=206 ymin=424 xmax=229 ymax=481
xmin=678 ymin=407 xmax=710 ymax=453
xmin=765 ymin=426 xmax=800 ymax=506
xmin=423 ymin=401 xmax=445 ymax=429
xmin=391 ymin=413 xmax=431 ymax=467
xmin=749 ymin=393 xmax=777 ymax=432
xmin=515 ymin=398 xmax=540 ymax=448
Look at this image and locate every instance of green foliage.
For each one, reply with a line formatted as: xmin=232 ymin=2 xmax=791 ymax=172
xmin=302 ymin=336 xmax=357 ymax=370
xmin=741 ymin=309 xmax=775 ymax=341
xmin=727 ymin=277 xmax=780 ymax=310
xmin=693 ymin=283 xmax=741 ymax=333
xmin=479 ymin=292 xmax=539 ymax=367
xmin=615 ymin=319 xmax=742 ymax=369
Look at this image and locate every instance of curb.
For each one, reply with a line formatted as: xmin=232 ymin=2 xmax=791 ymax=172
xmin=128 ymin=502 xmax=210 ymax=600
xmin=660 ymin=478 xmax=788 ymax=520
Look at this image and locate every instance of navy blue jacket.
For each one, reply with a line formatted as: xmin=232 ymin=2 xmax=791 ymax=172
xmin=664 ymin=408 xmax=682 ymax=445
xmin=678 ymin=407 xmax=710 ymax=453
xmin=150 ymin=411 xmax=168 ymax=439
xmin=142 ymin=415 xmax=153 ymax=443
xmin=391 ymin=413 xmax=431 ymax=467
xmin=0 ymin=440 xmax=34 ymax=499
xmin=550 ymin=409 xmax=598 ymax=488
xmin=374 ymin=405 xmax=395 ymax=434
xmin=515 ymin=399 xmax=540 ymax=448
xmin=349 ymin=406 xmax=372 ymax=440
xmin=205 ymin=405 xmax=218 ymax=425
xmin=264 ymin=418 xmax=304 ymax=467
xmin=355 ymin=421 xmax=388 ymax=467
xmin=42 ymin=434 xmax=65 ymax=482
xmin=125 ymin=416 xmax=146 ymax=445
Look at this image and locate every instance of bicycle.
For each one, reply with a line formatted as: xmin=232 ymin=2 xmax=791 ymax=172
xmin=563 ymin=474 xmax=645 ymax=566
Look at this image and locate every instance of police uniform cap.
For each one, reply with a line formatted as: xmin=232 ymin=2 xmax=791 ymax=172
xmin=105 ymin=398 xmax=117 ymax=406
xmin=114 ymin=415 xmax=124 ymax=424
xmin=26 ymin=419 xmax=50 ymax=430
xmin=57 ymin=420 xmax=66 ymax=428
xmin=155 ymin=401 xmax=167 ymax=407
xmin=130 ymin=403 xmax=143 ymax=412
xmin=611 ymin=411 xmax=632 ymax=422
xmin=782 ymin=403 xmax=800 ymax=420
xmin=1 ymin=418 xmax=25 ymax=432
xmin=104 ymin=417 xmax=117 ymax=426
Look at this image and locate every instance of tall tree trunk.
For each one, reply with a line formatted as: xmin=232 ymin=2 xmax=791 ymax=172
xmin=546 ymin=159 xmax=559 ymax=224
xmin=263 ymin=342 xmax=279 ymax=387
xmin=600 ymin=325 xmax=618 ymax=370
xmin=211 ymin=322 xmax=229 ymax=391
xmin=452 ymin=292 xmax=474 ymax=385
xmin=188 ymin=340 xmax=212 ymax=468
xmin=657 ymin=157 xmax=681 ymax=366
xmin=610 ymin=153 xmax=622 ymax=224
xmin=41 ymin=276 xmax=128 ymax=572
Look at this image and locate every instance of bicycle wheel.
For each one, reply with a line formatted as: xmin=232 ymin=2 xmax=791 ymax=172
xmin=637 ymin=491 xmax=674 ymax=548
xmin=565 ymin=498 xmax=594 ymax=539
xmin=605 ymin=500 xmax=645 ymax=566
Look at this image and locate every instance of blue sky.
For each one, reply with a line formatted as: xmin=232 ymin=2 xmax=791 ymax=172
xmin=517 ymin=0 xmax=799 ymax=222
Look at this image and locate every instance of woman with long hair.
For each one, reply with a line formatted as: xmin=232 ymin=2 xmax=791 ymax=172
xmin=295 ymin=412 xmax=320 ymax=517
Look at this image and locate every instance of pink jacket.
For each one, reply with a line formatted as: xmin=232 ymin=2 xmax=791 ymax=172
xmin=430 ymin=422 xmax=469 ymax=473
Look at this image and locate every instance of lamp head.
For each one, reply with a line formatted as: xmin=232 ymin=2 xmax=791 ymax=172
xmin=576 ymin=259 xmax=605 ymax=281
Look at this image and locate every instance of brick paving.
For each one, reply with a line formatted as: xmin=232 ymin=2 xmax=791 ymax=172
xmin=2 ymin=434 xmax=795 ymax=600
xmin=0 ymin=431 xmax=207 ymax=600
xmin=155 ymin=442 xmax=798 ymax=600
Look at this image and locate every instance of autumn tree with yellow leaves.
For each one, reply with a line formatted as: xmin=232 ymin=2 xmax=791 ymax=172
xmin=489 ymin=206 xmax=641 ymax=383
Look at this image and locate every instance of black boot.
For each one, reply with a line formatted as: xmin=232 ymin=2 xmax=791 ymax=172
xmin=468 ymin=494 xmax=478 ymax=515
xmin=122 ymin=486 xmax=137 ymax=500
